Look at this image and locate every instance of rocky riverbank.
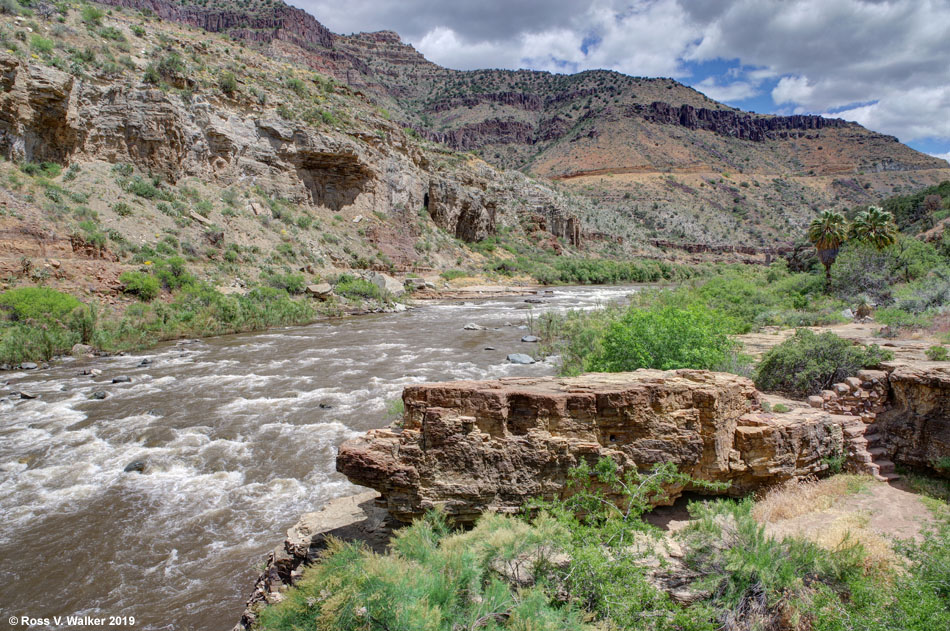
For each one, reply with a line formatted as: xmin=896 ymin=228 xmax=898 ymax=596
xmin=237 ymin=360 xmax=950 ymax=628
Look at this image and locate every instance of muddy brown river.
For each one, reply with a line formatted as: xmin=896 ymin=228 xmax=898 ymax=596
xmin=0 ymin=285 xmax=644 ymax=631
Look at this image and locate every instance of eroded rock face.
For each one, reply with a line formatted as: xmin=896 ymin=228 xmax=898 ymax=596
xmin=876 ymin=364 xmax=950 ymax=474
xmin=336 ymin=370 xmax=844 ymax=522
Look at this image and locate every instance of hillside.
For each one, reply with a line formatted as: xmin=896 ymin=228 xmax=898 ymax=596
xmin=1 ymin=0 xmax=949 ymax=313
xmin=0 ymin=1 xmax=596 ymax=310
xmin=96 ymin=0 xmax=950 ymax=248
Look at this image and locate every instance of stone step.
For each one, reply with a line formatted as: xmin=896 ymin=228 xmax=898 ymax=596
xmin=868 ymin=447 xmax=889 ymax=457
xmin=843 ymin=424 xmax=867 ymax=437
xmin=863 ymin=432 xmax=882 ymax=446
xmin=875 ymin=459 xmax=896 ymax=474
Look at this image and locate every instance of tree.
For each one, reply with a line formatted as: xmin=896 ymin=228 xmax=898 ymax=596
xmin=808 ymin=210 xmax=848 ymax=289
xmin=849 ymin=205 xmax=897 ymax=250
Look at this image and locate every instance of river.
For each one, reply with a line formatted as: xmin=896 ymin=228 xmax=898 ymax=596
xmin=0 ymin=285 xmax=643 ymax=631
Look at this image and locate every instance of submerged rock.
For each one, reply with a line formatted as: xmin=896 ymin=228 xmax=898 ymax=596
xmin=89 ymin=391 xmax=107 ymax=400
xmin=112 ymin=376 xmax=132 ymax=384
xmin=506 ymin=353 xmax=536 ymax=364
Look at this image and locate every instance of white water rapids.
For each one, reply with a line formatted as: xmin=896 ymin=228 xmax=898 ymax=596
xmin=0 ymin=285 xmax=643 ymax=630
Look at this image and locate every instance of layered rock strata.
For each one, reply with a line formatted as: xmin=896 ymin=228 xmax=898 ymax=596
xmin=875 ymin=364 xmax=950 ymax=474
xmin=336 ymin=370 xmax=845 ymax=523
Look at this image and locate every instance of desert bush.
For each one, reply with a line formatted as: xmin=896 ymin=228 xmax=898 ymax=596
xmin=218 ymin=71 xmax=237 ymax=95
xmin=754 ymin=329 xmax=892 ymax=396
xmin=333 ymin=275 xmax=385 ymax=301
xmin=264 ymin=272 xmax=306 ymax=294
xmin=585 ymin=304 xmax=736 ymax=373
xmin=926 ymin=345 xmax=949 ymax=361
xmin=119 ymin=271 xmax=160 ymax=302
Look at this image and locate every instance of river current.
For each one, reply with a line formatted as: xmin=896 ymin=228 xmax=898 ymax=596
xmin=0 ymin=285 xmax=643 ymax=630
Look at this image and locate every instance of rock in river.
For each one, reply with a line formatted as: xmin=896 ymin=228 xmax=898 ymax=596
xmin=112 ymin=376 xmax=132 ymax=384
xmin=463 ymin=323 xmax=485 ymax=330
xmin=123 ymin=460 xmax=146 ymax=473
xmin=520 ymin=335 xmax=540 ymax=343
xmin=506 ymin=353 xmax=536 ymax=364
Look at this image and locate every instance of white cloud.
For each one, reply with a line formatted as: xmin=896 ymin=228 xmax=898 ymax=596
xmin=771 ymin=76 xmax=813 ymax=106
xmin=294 ymin=0 xmax=950 ymax=149
xmin=694 ymin=77 xmax=759 ymax=102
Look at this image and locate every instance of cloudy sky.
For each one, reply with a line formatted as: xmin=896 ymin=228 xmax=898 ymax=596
xmin=295 ymin=0 xmax=950 ymax=162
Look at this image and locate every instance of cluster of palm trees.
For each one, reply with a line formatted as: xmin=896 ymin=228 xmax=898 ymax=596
xmin=807 ymin=206 xmax=899 ymax=288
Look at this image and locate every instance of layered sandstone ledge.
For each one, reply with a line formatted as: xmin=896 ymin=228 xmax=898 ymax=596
xmin=336 ymin=370 xmax=846 ymax=522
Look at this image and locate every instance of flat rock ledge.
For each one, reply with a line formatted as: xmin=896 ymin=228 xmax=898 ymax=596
xmin=337 ymin=370 xmax=846 ymax=523
xmin=234 ymin=491 xmax=398 ymax=631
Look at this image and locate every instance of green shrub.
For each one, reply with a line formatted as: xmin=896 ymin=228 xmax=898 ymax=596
xmin=439 ymin=269 xmax=468 ymax=281
xmin=264 ymin=272 xmax=306 ymax=294
xmin=81 ymin=5 xmax=104 ymax=26
xmin=119 ymin=271 xmax=160 ymax=302
xmin=754 ymin=329 xmax=893 ymax=396
xmin=333 ymin=275 xmax=384 ymax=301
xmin=29 ymin=34 xmax=53 ymax=54
xmin=20 ymin=161 xmax=62 ymax=178
xmin=152 ymin=256 xmax=195 ymax=290
xmin=130 ymin=24 xmax=145 ymax=37
xmin=585 ymin=304 xmax=737 ymax=373
xmin=926 ymin=345 xmax=949 ymax=361
xmin=112 ymin=202 xmax=132 ymax=217
xmin=0 ymin=287 xmax=81 ymax=322
xmin=218 ymin=71 xmax=237 ymax=95
xmin=0 ymin=287 xmax=94 ymax=362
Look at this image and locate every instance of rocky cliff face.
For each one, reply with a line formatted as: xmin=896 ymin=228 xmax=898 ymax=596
xmin=87 ymin=0 xmax=950 ymax=248
xmin=337 ymin=370 xmax=844 ymax=522
xmin=0 ymin=51 xmax=581 ymax=248
xmin=637 ymin=102 xmax=852 ymax=142
xmin=876 ymin=364 xmax=950 ymax=474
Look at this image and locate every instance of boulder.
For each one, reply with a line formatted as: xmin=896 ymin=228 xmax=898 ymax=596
xmin=506 ymin=353 xmax=535 ymax=364
xmin=71 ymin=343 xmax=94 ymax=356
xmin=364 ymin=271 xmax=405 ymax=297
xmin=463 ymin=323 xmax=485 ymax=331
xmin=112 ymin=376 xmax=132 ymax=384
xmin=123 ymin=460 xmax=146 ymax=473
xmin=90 ymin=391 xmax=107 ymax=400
xmin=20 ymin=362 xmax=38 ymax=370
xmin=337 ymin=370 xmax=845 ymax=523
xmin=305 ymin=282 xmax=333 ymax=300
xmin=404 ymin=278 xmax=436 ymax=291
xmin=521 ymin=335 xmax=540 ymax=343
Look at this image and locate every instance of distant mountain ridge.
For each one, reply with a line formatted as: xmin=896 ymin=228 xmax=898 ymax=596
xmin=97 ymin=0 xmax=950 ymax=246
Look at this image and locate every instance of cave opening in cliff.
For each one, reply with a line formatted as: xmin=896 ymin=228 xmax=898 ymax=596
xmin=293 ymin=152 xmax=374 ymax=211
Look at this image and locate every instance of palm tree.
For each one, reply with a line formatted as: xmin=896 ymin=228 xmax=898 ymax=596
xmin=808 ymin=210 xmax=848 ymax=289
xmin=849 ymin=206 xmax=898 ymax=250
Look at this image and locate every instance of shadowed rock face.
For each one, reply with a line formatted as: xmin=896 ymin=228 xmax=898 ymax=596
xmin=336 ymin=370 xmax=845 ymax=523
xmin=876 ymin=364 xmax=950 ymax=474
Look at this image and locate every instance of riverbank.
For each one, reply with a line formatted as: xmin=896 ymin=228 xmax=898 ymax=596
xmin=243 ymin=363 xmax=950 ymax=631
xmin=0 ymin=284 xmax=649 ymax=631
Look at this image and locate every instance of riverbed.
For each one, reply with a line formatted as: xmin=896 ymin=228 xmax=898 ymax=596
xmin=0 ymin=285 xmax=643 ymax=631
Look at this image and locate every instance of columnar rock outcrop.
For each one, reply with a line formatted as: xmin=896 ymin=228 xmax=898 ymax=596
xmin=336 ymin=370 xmax=845 ymax=523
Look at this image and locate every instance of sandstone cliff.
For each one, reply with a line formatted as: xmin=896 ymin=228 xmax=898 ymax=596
xmin=337 ymin=370 xmax=845 ymax=522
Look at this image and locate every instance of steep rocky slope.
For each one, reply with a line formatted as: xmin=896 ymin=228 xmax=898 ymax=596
xmin=96 ymin=0 xmax=950 ymax=248
xmin=0 ymin=5 xmax=586 ymax=303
